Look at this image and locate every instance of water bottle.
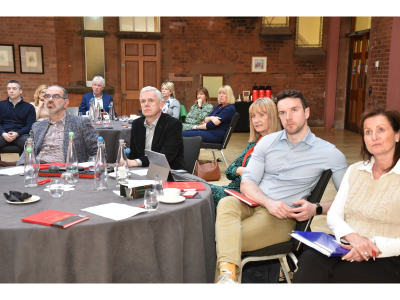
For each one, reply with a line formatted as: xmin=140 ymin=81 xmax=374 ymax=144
xmin=115 ymin=139 xmax=129 ymax=187
xmin=97 ymin=104 xmax=102 ymax=122
xmin=89 ymin=98 xmax=96 ymax=123
xmin=109 ymin=102 xmax=115 ymax=122
xmin=24 ymin=147 xmax=38 ymax=187
xmin=66 ymin=132 xmax=79 ymax=183
xmin=94 ymin=136 xmax=107 ymax=191
xmin=24 ymin=137 xmax=36 ymax=165
xmin=153 ymin=175 xmax=164 ymax=199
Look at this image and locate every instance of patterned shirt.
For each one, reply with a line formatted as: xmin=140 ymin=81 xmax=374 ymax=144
xmin=36 ymin=112 xmax=66 ymax=163
xmin=182 ymin=103 xmax=214 ymax=131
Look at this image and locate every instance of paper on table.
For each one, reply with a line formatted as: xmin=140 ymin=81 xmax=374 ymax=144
xmin=81 ymin=202 xmax=147 ymax=221
xmin=0 ymin=166 xmax=25 ymax=176
xmin=78 ymin=162 xmax=91 ymax=168
xmin=130 ymin=169 xmax=149 ymax=176
xmin=123 ymin=179 xmax=154 ymax=187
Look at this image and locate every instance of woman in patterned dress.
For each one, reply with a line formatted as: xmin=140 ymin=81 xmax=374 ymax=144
xmin=210 ymin=98 xmax=281 ymax=209
xmin=182 ymin=87 xmax=214 ymax=131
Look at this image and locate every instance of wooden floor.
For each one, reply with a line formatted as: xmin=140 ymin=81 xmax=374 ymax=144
xmin=2 ymin=127 xmax=361 ymax=234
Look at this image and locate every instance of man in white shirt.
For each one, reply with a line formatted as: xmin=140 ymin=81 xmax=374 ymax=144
xmin=78 ymin=76 xmax=114 ymax=116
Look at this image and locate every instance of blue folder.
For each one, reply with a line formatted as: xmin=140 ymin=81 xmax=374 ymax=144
xmin=290 ymin=231 xmax=350 ymax=257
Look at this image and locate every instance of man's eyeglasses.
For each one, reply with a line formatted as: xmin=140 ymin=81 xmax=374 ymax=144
xmin=44 ymin=94 xmax=65 ymax=100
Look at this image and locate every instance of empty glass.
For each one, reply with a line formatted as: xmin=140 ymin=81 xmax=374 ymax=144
xmin=60 ymin=172 xmax=74 ymax=186
xmin=121 ymin=115 xmax=128 ymax=123
xmin=48 ymin=179 xmax=65 ymax=198
xmin=88 ymin=156 xmax=96 ymax=172
xmin=144 ymin=189 xmax=159 ymax=211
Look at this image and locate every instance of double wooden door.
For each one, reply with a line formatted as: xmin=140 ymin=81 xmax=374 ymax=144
xmin=120 ymin=39 xmax=161 ymax=115
xmin=346 ymin=34 xmax=369 ymax=133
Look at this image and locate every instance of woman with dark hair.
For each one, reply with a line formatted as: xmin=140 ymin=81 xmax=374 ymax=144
xmin=293 ymin=106 xmax=400 ymax=283
xmin=209 ymin=98 xmax=281 ymax=209
xmin=182 ymin=87 xmax=214 ymax=131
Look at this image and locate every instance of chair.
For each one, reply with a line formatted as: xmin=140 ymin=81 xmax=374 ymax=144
xmin=0 ymin=145 xmax=23 ymax=161
xmin=179 ymin=105 xmax=187 ymax=123
xmin=182 ymin=136 xmax=203 ymax=174
xmin=66 ymin=107 xmax=79 ymax=115
xmin=238 ymin=169 xmax=332 ymax=284
xmin=200 ymin=112 xmax=240 ymax=169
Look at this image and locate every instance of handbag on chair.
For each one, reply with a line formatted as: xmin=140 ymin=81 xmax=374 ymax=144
xmin=194 ymin=160 xmax=221 ymax=181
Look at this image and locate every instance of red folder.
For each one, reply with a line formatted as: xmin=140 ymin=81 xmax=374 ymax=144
xmin=39 ymin=162 xmax=65 ymax=170
xmin=162 ymin=181 xmax=206 ymax=191
xmin=224 ymin=189 xmax=260 ymax=207
xmin=22 ymin=209 xmax=89 ymax=229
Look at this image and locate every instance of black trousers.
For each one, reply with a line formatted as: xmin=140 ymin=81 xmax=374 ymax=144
xmin=293 ymin=248 xmax=400 ymax=283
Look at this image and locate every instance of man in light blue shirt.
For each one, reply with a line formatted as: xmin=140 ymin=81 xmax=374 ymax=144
xmin=215 ymin=90 xmax=348 ymax=284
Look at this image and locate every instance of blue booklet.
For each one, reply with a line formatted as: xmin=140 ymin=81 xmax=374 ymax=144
xmin=290 ymin=231 xmax=350 ymax=257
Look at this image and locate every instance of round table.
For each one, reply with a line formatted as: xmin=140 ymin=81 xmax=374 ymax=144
xmin=94 ymin=121 xmax=132 ymax=164
xmin=0 ymin=171 xmax=216 ymax=283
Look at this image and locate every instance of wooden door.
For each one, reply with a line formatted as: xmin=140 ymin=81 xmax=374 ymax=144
xmin=120 ymin=39 xmax=161 ymax=115
xmin=346 ymin=34 xmax=369 ymax=133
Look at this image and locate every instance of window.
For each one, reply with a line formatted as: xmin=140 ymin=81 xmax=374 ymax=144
xmin=262 ymin=17 xmax=289 ymax=27
xmin=355 ymin=17 xmax=371 ymax=31
xmin=296 ymin=17 xmax=323 ymax=48
xmin=203 ymin=76 xmax=224 ymax=103
xmin=119 ymin=17 xmax=160 ymax=32
xmin=84 ymin=17 xmax=103 ymax=31
xmin=85 ymin=37 xmax=105 ymax=87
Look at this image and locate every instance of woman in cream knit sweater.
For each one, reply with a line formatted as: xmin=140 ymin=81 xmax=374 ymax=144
xmin=294 ymin=106 xmax=400 ymax=283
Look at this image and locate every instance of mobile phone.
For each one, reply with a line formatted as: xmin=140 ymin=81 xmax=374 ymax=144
xmin=182 ymin=191 xmax=198 ymax=198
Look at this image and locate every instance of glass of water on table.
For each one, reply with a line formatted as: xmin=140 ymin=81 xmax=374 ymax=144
xmin=144 ymin=189 xmax=159 ymax=211
xmin=88 ymin=156 xmax=96 ymax=172
xmin=48 ymin=179 xmax=65 ymax=198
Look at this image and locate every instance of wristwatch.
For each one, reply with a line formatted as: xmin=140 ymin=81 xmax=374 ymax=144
xmin=315 ymin=203 xmax=323 ymax=215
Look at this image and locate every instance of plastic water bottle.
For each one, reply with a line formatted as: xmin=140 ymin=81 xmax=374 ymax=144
xmin=109 ymin=102 xmax=115 ymax=122
xmin=89 ymin=98 xmax=96 ymax=123
xmin=94 ymin=136 xmax=107 ymax=191
xmin=66 ymin=132 xmax=79 ymax=183
xmin=115 ymin=139 xmax=129 ymax=187
xmin=24 ymin=147 xmax=38 ymax=187
xmin=97 ymin=104 xmax=102 ymax=122
xmin=153 ymin=175 xmax=164 ymax=199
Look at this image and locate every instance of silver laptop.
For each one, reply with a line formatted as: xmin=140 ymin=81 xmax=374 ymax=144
xmin=145 ymin=150 xmax=196 ymax=182
xmin=66 ymin=107 xmax=79 ymax=116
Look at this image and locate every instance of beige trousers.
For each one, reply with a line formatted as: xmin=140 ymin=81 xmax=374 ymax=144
xmin=215 ymin=196 xmax=296 ymax=280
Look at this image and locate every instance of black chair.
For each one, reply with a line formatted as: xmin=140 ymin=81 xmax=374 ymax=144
xmin=238 ymin=169 xmax=333 ymax=284
xmin=200 ymin=112 xmax=240 ymax=169
xmin=182 ymin=136 xmax=203 ymax=174
xmin=0 ymin=145 xmax=23 ymax=161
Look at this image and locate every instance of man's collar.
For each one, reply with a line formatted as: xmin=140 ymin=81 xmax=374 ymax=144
xmin=93 ymin=92 xmax=103 ymax=99
xmin=144 ymin=113 xmax=162 ymax=128
xmin=279 ymin=127 xmax=314 ymax=146
xmin=8 ymin=97 xmax=23 ymax=106
xmin=358 ymin=156 xmax=400 ymax=175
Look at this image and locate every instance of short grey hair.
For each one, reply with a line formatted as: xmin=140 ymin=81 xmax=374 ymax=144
xmin=92 ymin=76 xmax=105 ymax=87
xmin=47 ymin=85 xmax=68 ymax=99
xmin=140 ymin=86 xmax=163 ymax=103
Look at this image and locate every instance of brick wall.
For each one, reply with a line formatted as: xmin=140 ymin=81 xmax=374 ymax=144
xmin=0 ymin=17 xmax=58 ymax=102
xmin=160 ymin=17 xmax=328 ymax=124
xmin=367 ymin=17 xmax=393 ymax=108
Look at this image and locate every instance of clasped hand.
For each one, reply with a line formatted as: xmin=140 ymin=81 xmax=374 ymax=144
xmin=287 ymin=199 xmax=317 ymax=221
xmin=2 ymin=132 xmax=18 ymax=142
xmin=341 ymin=233 xmax=381 ymax=262
xmin=209 ymin=116 xmax=221 ymax=125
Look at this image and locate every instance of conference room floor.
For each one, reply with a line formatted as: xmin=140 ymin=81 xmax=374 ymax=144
xmin=1 ymin=127 xmax=361 ymax=235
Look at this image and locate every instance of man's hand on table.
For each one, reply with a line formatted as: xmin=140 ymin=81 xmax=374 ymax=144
xmin=127 ymin=159 xmax=138 ymax=167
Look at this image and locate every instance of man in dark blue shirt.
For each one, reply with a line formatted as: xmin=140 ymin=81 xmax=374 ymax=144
xmin=0 ymin=80 xmax=36 ymax=154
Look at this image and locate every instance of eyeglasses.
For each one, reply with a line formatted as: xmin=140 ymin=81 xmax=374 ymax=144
xmin=44 ymin=94 xmax=65 ymax=100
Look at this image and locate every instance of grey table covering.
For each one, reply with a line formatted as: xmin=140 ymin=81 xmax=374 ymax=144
xmin=94 ymin=121 xmax=132 ymax=164
xmin=0 ymin=171 xmax=216 ymax=283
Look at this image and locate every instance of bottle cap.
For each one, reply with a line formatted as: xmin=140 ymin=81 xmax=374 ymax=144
xmin=100 ymin=106 xmax=103 ymax=109
xmin=98 ymin=136 xmax=104 ymax=142
xmin=90 ymin=98 xmax=94 ymax=102
xmin=124 ymin=148 xmax=131 ymax=154
xmin=26 ymin=147 xmax=32 ymax=153
xmin=69 ymin=132 xmax=74 ymax=137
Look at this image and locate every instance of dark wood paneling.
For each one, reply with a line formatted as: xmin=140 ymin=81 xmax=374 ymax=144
xmin=125 ymin=44 xmax=139 ymax=56
xmin=126 ymin=61 xmax=139 ymax=90
xmin=143 ymin=61 xmax=157 ymax=87
xmin=143 ymin=44 xmax=156 ymax=56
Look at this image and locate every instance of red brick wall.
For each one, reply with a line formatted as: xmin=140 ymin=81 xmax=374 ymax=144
xmin=0 ymin=17 xmax=58 ymax=102
xmin=367 ymin=17 xmax=393 ymax=108
xmin=160 ymin=17 xmax=328 ymax=124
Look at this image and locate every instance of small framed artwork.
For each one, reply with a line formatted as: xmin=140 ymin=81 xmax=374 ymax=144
xmin=19 ymin=45 xmax=44 ymax=74
xmin=243 ymin=91 xmax=250 ymax=101
xmin=252 ymin=57 xmax=267 ymax=72
xmin=0 ymin=44 xmax=16 ymax=73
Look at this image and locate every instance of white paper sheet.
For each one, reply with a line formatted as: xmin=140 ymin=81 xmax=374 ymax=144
xmin=123 ymin=179 xmax=154 ymax=188
xmin=81 ymin=202 xmax=147 ymax=221
xmin=0 ymin=166 xmax=25 ymax=176
xmin=130 ymin=169 xmax=149 ymax=176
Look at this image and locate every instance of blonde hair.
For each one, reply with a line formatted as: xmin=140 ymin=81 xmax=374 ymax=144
xmin=161 ymin=82 xmax=176 ymax=98
xmin=33 ymin=84 xmax=48 ymax=106
xmin=218 ymin=85 xmax=235 ymax=105
xmin=248 ymin=98 xmax=281 ymax=142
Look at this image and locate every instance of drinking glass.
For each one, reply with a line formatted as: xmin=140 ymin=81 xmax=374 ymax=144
xmin=48 ymin=179 xmax=65 ymax=198
xmin=88 ymin=156 xmax=96 ymax=172
xmin=60 ymin=172 xmax=74 ymax=186
xmin=144 ymin=189 xmax=159 ymax=211
xmin=78 ymin=112 xmax=82 ymax=117
xmin=121 ymin=115 xmax=128 ymax=123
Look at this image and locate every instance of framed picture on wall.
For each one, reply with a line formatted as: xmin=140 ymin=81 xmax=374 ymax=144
xmin=19 ymin=45 xmax=44 ymax=74
xmin=0 ymin=44 xmax=16 ymax=73
xmin=242 ymin=91 xmax=250 ymax=101
xmin=252 ymin=57 xmax=267 ymax=72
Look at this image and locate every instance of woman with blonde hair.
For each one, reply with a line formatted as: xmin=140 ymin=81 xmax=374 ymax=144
xmin=182 ymin=85 xmax=236 ymax=143
xmin=30 ymin=84 xmax=50 ymax=121
xmin=161 ymin=82 xmax=180 ymax=119
xmin=209 ymin=98 xmax=281 ymax=208
xmin=182 ymin=87 xmax=214 ymax=131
